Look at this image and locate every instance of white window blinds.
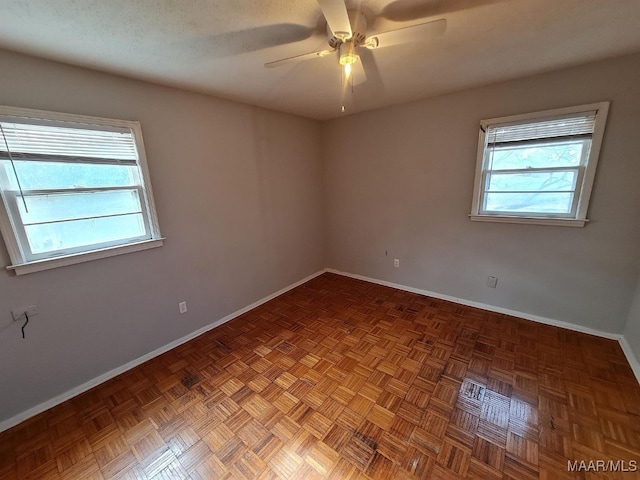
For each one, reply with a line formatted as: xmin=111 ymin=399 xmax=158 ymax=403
xmin=486 ymin=111 xmax=597 ymax=146
xmin=0 ymin=119 xmax=138 ymax=164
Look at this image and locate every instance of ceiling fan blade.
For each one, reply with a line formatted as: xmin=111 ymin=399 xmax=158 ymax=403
xmin=366 ymin=19 xmax=446 ymax=49
xmin=380 ymin=0 xmax=507 ymax=22
xmin=265 ymin=49 xmax=335 ymax=68
xmin=177 ymin=24 xmax=316 ymax=60
xmin=358 ymin=48 xmax=385 ymax=92
xmin=317 ymin=0 xmax=352 ymax=40
xmin=351 ymin=58 xmax=367 ymax=86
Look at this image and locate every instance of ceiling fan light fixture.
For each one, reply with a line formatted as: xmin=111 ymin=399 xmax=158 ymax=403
xmin=338 ymin=41 xmax=357 ymax=66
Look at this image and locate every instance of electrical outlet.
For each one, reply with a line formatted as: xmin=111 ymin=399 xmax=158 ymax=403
xmin=11 ymin=305 xmax=38 ymax=321
xmin=394 ymin=259 xmax=400 ymax=268
xmin=179 ymin=301 xmax=187 ymax=314
xmin=487 ymin=276 xmax=498 ymax=288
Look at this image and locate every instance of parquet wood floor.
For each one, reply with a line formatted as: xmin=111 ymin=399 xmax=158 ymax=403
xmin=1 ymin=273 xmax=639 ymax=479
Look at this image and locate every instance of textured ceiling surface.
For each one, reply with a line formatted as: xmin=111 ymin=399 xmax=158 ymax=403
xmin=0 ymin=0 xmax=639 ymax=120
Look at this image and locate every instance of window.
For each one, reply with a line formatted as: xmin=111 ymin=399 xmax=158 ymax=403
xmin=470 ymin=102 xmax=609 ymax=227
xmin=0 ymin=106 xmax=163 ymax=275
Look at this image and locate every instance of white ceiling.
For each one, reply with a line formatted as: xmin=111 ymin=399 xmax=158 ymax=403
xmin=0 ymin=0 xmax=639 ymax=120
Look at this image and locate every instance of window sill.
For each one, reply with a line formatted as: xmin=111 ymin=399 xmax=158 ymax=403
xmin=6 ymin=238 xmax=165 ymax=275
xmin=469 ymin=214 xmax=587 ymax=227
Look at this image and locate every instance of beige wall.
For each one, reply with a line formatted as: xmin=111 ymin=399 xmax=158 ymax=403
xmin=0 ymin=49 xmax=324 ymax=424
xmin=323 ymin=53 xmax=640 ymax=334
xmin=625 ymin=275 xmax=640 ymax=364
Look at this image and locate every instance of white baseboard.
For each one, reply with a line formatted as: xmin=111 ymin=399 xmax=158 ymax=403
xmin=326 ymin=268 xmax=640 ymax=384
xmin=326 ymin=268 xmax=619 ymax=338
xmin=618 ymin=336 xmax=640 ymax=384
xmin=0 ymin=269 xmax=326 ymax=434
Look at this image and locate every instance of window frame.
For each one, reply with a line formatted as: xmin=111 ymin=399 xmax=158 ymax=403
xmin=0 ymin=105 xmax=164 ymax=275
xmin=469 ymin=102 xmax=610 ymax=227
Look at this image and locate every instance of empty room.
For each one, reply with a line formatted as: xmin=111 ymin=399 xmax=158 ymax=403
xmin=0 ymin=0 xmax=639 ymax=479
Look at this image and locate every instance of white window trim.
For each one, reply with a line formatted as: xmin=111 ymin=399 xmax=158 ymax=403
xmin=0 ymin=105 xmax=164 ymax=275
xmin=469 ymin=102 xmax=609 ymax=227
xmin=6 ymin=238 xmax=164 ymax=275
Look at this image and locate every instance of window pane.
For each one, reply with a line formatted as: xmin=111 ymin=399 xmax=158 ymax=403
xmin=484 ymin=192 xmax=574 ymax=214
xmin=487 ymin=170 xmax=577 ymax=192
xmin=18 ymin=190 xmax=142 ymax=224
xmin=24 ymin=214 xmax=147 ymax=254
xmin=488 ymin=141 xmax=585 ymax=170
xmin=1 ymin=160 xmax=139 ymax=190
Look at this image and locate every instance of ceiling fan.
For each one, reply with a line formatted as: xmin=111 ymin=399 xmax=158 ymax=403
xmin=264 ymin=0 xmax=447 ymax=105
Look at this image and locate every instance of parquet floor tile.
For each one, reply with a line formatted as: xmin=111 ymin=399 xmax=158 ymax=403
xmin=1 ymin=273 xmax=639 ymax=479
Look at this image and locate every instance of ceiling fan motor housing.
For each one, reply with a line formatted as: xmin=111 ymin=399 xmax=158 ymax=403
xmin=328 ymin=10 xmax=367 ymax=48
